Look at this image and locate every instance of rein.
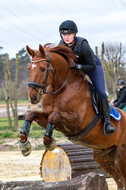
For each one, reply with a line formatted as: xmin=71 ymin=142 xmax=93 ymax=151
xmin=28 ymin=51 xmax=70 ymax=96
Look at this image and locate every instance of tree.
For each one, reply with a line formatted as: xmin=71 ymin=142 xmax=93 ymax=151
xmin=0 ymin=54 xmax=5 ymax=88
xmin=101 ymin=42 xmax=126 ymax=97
xmin=4 ymin=54 xmax=12 ymax=126
xmin=13 ymin=54 xmax=20 ymax=130
xmin=18 ymin=48 xmax=30 ymax=83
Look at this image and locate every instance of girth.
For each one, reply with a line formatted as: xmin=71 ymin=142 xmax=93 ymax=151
xmin=66 ymin=114 xmax=102 ymax=142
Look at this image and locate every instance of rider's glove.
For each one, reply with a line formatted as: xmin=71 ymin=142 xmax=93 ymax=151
xmin=71 ymin=64 xmax=82 ymax=70
xmin=76 ymin=64 xmax=82 ymax=69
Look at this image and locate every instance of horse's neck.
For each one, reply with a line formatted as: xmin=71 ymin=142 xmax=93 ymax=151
xmin=50 ymin=54 xmax=90 ymax=101
xmin=51 ymin=55 xmax=69 ymax=90
xmin=68 ymin=72 xmax=94 ymax=112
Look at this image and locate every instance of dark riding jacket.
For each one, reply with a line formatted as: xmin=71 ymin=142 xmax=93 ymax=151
xmin=59 ymin=36 xmax=96 ymax=73
xmin=114 ymin=86 xmax=126 ymax=107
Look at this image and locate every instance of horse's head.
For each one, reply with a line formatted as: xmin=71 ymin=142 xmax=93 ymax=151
xmin=26 ymin=43 xmax=78 ymax=104
xmin=26 ymin=44 xmax=54 ymax=104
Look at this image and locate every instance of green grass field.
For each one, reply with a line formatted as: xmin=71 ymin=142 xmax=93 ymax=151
xmin=0 ymin=117 xmax=63 ymax=139
xmin=0 ymin=99 xmax=29 ymax=104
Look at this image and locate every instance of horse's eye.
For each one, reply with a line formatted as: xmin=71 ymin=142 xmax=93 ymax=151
xmin=41 ymin=68 xmax=45 ymax=72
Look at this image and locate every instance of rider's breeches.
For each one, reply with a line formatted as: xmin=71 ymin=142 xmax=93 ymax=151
xmin=86 ymin=56 xmax=106 ymax=99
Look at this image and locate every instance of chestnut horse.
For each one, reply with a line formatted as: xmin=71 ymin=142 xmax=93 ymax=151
xmin=20 ymin=44 xmax=126 ymax=190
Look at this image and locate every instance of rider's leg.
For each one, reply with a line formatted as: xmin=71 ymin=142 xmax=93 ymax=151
xmin=87 ymin=56 xmax=115 ymax=135
xmin=101 ymin=96 xmax=116 ymax=135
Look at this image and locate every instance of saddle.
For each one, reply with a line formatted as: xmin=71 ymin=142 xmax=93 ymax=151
xmin=87 ymin=81 xmax=121 ymax=121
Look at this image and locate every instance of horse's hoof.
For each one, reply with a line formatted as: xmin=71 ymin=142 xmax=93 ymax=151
xmin=19 ymin=140 xmax=32 ymax=156
xmin=44 ymin=138 xmax=56 ymax=151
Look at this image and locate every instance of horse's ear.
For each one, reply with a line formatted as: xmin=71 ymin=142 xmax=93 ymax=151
xmin=39 ymin=44 xmax=45 ymax=56
xmin=26 ymin=45 xmax=34 ymax=57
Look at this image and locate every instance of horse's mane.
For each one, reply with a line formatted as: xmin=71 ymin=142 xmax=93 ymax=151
xmin=43 ymin=43 xmax=77 ymax=64
xmin=43 ymin=43 xmax=86 ymax=78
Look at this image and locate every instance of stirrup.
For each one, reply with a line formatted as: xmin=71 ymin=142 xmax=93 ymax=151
xmin=103 ymin=122 xmax=116 ymax=136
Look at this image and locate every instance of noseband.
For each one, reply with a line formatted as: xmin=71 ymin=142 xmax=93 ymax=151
xmin=28 ymin=51 xmax=70 ymax=96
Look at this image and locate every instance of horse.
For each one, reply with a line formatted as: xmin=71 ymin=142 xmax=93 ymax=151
xmin=19 ymin=44 xmax=126 ymax=190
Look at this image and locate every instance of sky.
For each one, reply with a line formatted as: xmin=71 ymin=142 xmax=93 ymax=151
xmin=0 ymin=0 xmax=126 ymax=58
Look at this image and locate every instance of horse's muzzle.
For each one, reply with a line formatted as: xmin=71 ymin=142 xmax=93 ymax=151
xmin=28 ymin=93 xmax=41 ymax=104
xmin=28 ymin=82 xmax=44 ymax=104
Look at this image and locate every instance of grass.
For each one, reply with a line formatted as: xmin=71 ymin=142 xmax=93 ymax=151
xmin=0 ymin=117 xmax=63 ymax=139
xmin=0 ymin=99 xmax=29 ymax=104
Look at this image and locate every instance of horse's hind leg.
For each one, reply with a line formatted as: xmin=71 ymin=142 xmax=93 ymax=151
xmin=93 ymin=148 xmax=124 ymax=189
xmin=116 ymin=145 xmax=126 ymax=189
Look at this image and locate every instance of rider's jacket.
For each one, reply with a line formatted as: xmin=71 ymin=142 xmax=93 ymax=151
xmin=59 ymin=36 xmax=96 ymax=73
xmin=114 ymin=86 xmax=126 ymax=107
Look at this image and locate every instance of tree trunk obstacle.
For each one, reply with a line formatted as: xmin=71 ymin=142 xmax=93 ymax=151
xmin=0 ymin=172 xmax=108 ymax=190
xmin=0 ymin=173 xmax=108 ymax=190
xmin=40 ymin=143 xmax=108 ymax=182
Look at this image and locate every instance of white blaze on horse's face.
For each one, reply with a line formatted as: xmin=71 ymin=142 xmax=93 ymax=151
xmin=32 ymin=63 xmax=37 ymax=69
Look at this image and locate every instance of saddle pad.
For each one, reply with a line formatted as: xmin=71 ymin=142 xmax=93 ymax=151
xmin=87 ymin=80 xmax=121 ymax=121
xmin=110 ymin=106 xmax=121 ymax=121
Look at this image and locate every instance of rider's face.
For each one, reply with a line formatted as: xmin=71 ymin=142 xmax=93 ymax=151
xmin=119 ymin=85 xmax=124 ymax=89
xmin=61 ymin=33 xmax=75 ymax=46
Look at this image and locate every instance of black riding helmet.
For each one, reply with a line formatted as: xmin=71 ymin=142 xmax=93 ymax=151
xmin=59 ymin=20 xmax=78 ymax=34
xmin=118 ymin=80 xmax=125 ymax=85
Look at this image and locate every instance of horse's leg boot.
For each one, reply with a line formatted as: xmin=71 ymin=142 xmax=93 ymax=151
xmin=44 ymin=121 xmax=54 ymax=138
xmin=101 ymin=96 xmax=116 ymax=136
xmin=19 ymin=120 xmax=32 ymax=156
xmin=20 ymin=120 xmax=31 ymax=137
xmin=44 ymin=122 xmax=55 ymax=150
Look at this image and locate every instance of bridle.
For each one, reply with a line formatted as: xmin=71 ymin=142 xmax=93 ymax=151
xmin=28 ymin=51 xmax=70 ymax=96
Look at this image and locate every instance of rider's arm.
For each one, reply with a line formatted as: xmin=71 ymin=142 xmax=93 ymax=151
xmin=114 ymin=89 xmax=126 ymax=107
xmin=79 ymin=41 xmax=96 ymax=73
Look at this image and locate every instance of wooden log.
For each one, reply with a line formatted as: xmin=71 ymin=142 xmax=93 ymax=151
xmin=40 ymin=143 xmax=108 ymax=182
xmin=0 ymin=172 xmax=108 ymax=190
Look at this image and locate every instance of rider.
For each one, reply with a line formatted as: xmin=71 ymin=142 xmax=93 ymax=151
xmin=59 ymin=20 xmax=116 ymax=136
xmin=113 ymin=80 xmax=126 ymax=109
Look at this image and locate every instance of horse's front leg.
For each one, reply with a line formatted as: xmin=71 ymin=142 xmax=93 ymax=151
xmin=19 ymin=111 xmax=48 ymax=156
xmin=43 ymin=111 xmax=78 ymax=150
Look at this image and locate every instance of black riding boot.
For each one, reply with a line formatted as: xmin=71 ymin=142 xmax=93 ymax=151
xmin=101 ymin=96 xmax=116 ymax=136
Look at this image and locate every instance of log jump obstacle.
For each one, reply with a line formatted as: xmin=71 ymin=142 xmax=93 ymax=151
xmin=40 ymin=143 xmax=108 ymax=182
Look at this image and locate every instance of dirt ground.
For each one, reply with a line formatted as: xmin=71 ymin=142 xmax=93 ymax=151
xmin=0 ymin=149 xmax=117 ymax=189
xmin=0 ymin=150 xmax=43 ymax=182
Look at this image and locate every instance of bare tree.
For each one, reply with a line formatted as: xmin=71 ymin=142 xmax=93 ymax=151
xmin=13 ymin=54 xmax=20 ymax=131
xmin=101 ymin=42 xmax=126 ymax=97
xmin=4 ymin=54 xmax=12 ymax=126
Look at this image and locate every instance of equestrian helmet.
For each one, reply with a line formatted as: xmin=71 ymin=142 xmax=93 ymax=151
xmin=59 ymin=20 xmax=78 ymax=34
xmin=118 ymin=80 xmax=125 ymax=85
